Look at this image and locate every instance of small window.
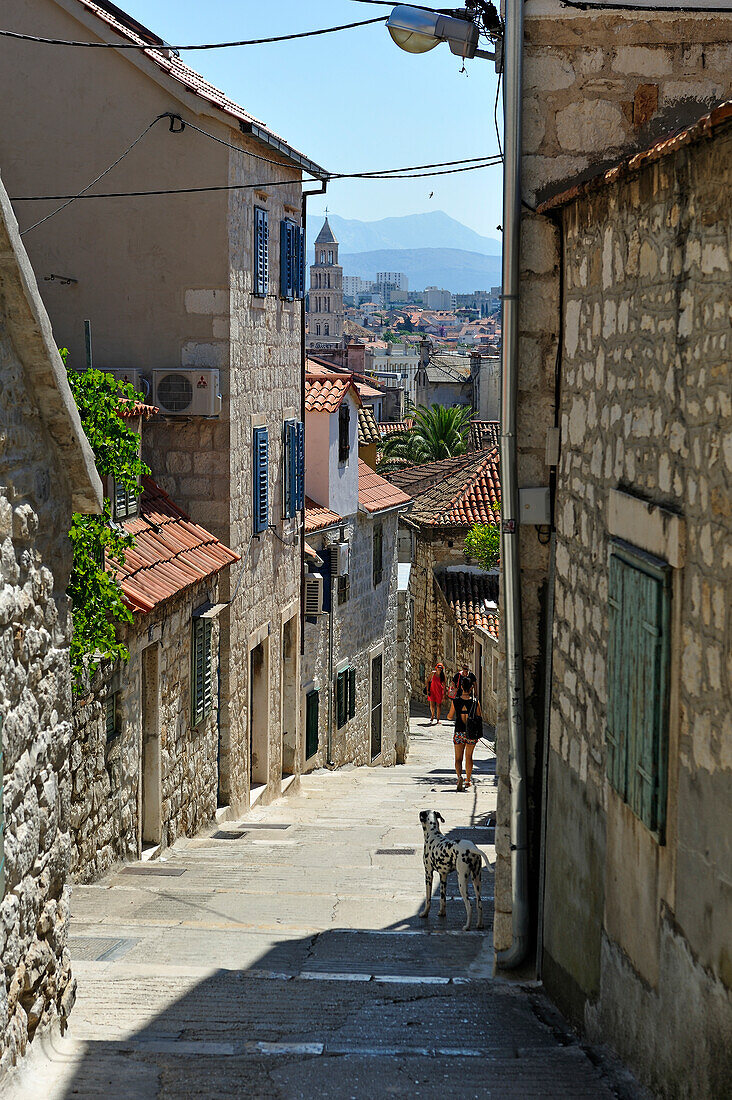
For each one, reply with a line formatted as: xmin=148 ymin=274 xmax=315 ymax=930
xmin=113 ymin=479 xmax=139 ymax=521
xmin=338 ymin=573 xmax=350 ymax=605
xmin=105 ymin=693 xmax=118 ymax=743
xmin=316 ymin=324 xmax=321 ymax=336
xmin=253 ymin=426 xmax=269 ymax=534
xmin=324 ymin=324 xmax=330 ymax=337
xmin=373 ymin=522 xmax=383 ymax=587
xmin=305 ymin=689 xmax=319 ymax=759
xmin=606 ymin=540 xmax=671 ymax=840
xmin=191 ymin=616 xmax=213 ymax=726
xmin=338 ymin=402 xmax=350 ymax=462
xmin=320 ymin=250 xmax=326 ymax=263
xmin=336 ymin=667 xmax=356 ymax=729
xmin=328 ymin=250 xmax=334 ymax=264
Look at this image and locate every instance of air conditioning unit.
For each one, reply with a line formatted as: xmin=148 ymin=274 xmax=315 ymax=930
xmin=304 ymin=573 xmax=324 ymax=616
xmin=328 ymin=542 xmax=350 ymax=577
xmin=151 ymin=369 xmax=222 ymax=416
xmin=103 ymin=368 xmax=152 ymax=400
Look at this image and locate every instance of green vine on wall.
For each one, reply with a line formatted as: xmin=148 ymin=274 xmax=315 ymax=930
xmin=464 ymin=509 xmax=501 ymax=571
xmin=64 ymin=356 xmax=150 ymax=691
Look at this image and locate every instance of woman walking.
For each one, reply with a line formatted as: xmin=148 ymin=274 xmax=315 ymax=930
xmin=447 ymin=670 xmax=482 ymax=791
xmin=426 ymin=662 xmax=446 ymax=724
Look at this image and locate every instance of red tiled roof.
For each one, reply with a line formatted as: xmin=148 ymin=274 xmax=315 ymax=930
xmin=387 ymin=454 xmax=474 ymax=493
xmin=358 ymin=459 xmax=411 ymax=514
xmin=468 ymin=420 xmax=500 ymax=452
xmin=305 ymin=497 xmax=342 ymax=532
xmin=72 ymin=1 xmax=322 ymax=172
xmin=110 ymin=476 xmax=238 ymax=613
xmin=438 ymin=571 xmax=499 ymax=638
xmin=403 ymin=449 xmax=500 ymax=528
xmin=118 ymin=401 xmax=158 ymax=419
xmin=305 ymin=372 xmax=362 ymax=413
xmin=377 ymin=419 xmax=413 ymax=437
xmin=539 ymin=101 xmax=732 ymax=214
xmin=358 ymin=406 xmax=381 ymax=447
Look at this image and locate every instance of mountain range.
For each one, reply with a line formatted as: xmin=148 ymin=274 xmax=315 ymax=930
xmin=337 ymin=248 xmax=502 ymax=295
xmin=308 ymin=211 xmax=502 ymax=255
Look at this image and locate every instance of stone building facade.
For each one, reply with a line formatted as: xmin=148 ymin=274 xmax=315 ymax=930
xmin=534 ymin=106 xmax=731 ymax=1099
xmin=0 ymin=0 xmax=327 ymax=817
xmin=494 ymin=0 xmax=732 ymax=971
xmin=69 ymin=474 xmax=237 ymax=883
xmin=0 ymin=183 xmax=102 ymax=1071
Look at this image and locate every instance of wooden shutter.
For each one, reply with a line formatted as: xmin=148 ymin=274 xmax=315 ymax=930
xmin=606 ymin=541 xmax=671 ymax=839
xmin=296 ymin=226 xmax=305 ymax=299
xmin=253 ymin=426 xmax=269 ymax=533
xmin=295 ymin=421 xmax=305 ymax=511
xmin=305 ymin=690 xmax=319 ymax=759
xmin=336 ymin=669 xmax=347 ymax=729
xmin=254 ymin=207 xmax=268 ymax=297
xmin=280 ymin=220 xmax=297 ymax=300
xmin=348 ymin=667 xmax=356 ymax=720
xmin=373 ymin=523 xmax=383 ymax=587
xmin=339 ymin=403 xmax=350 ymax=462
xmin=192 ymin=617 xmax=213 ymax=726
xmin=105 ymin=694 xmax=117 ymax=742
xmin=283 ymin=420 xmax=297 ymax=519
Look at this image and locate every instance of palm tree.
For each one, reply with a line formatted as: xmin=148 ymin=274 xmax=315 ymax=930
xmin=378 ymin=404 xmax=473 ymax=470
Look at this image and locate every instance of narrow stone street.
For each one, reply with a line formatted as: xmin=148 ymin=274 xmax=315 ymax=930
xmin=13 ymin=713 xmax=628 ymax=1099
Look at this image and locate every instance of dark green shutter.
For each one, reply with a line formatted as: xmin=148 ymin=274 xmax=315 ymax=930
xmin=336 ymin=669 xmax=347 ymax=729
xmin=192 ymin=617 xmax=213 ymax=726
xmin=348 ymin=668 xmax=356 ymax=720
xmin=254 ymin=207 xmax=268 ymax=296
xmin=253 ymin=426 xmax=269 ymax=533
xmin=373 ymin=524 xmax=383 ymax=587
xmin=105 ymin=694 xmax=117 ymax=742
xmin=305 ymin=690 xmax=319 ymax=759
xmin=606 ymin=541 xmax=671 ymax=839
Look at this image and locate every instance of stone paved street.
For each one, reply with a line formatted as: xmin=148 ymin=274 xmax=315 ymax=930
xmin=10 ymin=713 xmax=633 ymax=1099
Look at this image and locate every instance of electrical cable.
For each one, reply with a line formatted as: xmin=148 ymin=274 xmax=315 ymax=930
xmin=20 ymin=113 xmax=170 ymax=235
xmin=0 ymin=16 xmax=388 ymax=50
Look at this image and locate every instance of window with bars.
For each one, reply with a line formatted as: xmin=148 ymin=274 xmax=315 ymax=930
xmin=336 ymin=666 xmax=357 ymax=729
xmin=373 ymin=523 xmax=383 ymax=587
xmin=113 ymin=479 xmax=139 ymax=521
xmin=606 ymin=540 xmax=671 ymax=841
xmin=253 ymin=426 xmax=269 ymax=534
xmin=338 ymin=403 xmax=350 ymax=463
xmin=254 ymin=206 xmax=268 ymax=297
xmin=337 ymin=573 xmax=350 ymax=605
xmin=105 ymin=693 xmax=118 ymax=743
xmin=280 ymin=219 xmax=305 ymax=301
xmin=191 ymin=616 xmax=213 ymax=727
xmin=283 ymin=420 xmax=305 ymax=520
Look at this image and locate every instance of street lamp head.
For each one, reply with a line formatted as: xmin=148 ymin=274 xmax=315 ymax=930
xmin=387 ymin=5 xmax=479 ymax=59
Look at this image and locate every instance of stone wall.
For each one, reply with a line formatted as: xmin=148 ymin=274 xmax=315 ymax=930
xmin=542 ymin=121 xmax=731 ymax=1097
xmin=302 ymin=510 xmax=401 ymax=768
xmin=0 ymin=335 xmax=75 ymax=1069
xmin=69 ymin=578 xmax=223 ymax=882
xmin=494 ymin=0 xmax=732 ymax=958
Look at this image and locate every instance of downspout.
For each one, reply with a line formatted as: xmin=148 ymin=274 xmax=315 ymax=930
xmin=300 ymin=181 xmax=328 ymax=661
xmin=327 ymin=572 xmax=335 ymax=766
xmin=496 ymin=0 xmax=529 ymax=970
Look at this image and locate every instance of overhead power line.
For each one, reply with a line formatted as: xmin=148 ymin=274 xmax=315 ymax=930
xmin=0 ymin=16 xmax=388 ymax=50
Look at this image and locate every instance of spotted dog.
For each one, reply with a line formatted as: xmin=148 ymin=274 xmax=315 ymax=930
xmin=418 ymin=809 xmax=489 ymax=931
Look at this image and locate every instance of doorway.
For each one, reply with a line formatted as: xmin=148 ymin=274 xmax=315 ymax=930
xmin=281 ymin=616 xmax=298 ymax=777
xmin=249 ymin=638 xmax=269 ymax=793
xmin=474 ymin=639 xmax=483 ymax=711
xmin=141 ymin=643 xmax=161 ymax=850
xmin=370 ymin=652 xmax=383 ymax=761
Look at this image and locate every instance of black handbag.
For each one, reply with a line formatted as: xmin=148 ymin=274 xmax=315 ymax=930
xmin=466 ymin=699 xmax=483 ymax=740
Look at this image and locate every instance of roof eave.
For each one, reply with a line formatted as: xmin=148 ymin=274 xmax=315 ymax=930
xmin=240 ymin=121 xmax=329 ymax=181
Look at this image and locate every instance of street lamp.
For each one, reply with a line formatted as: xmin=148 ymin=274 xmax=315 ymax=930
xmin=386 ymin=1 xmax=529 ymax=973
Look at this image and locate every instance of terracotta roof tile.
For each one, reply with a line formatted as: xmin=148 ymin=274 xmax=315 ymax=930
xmin=358 ymin=459 xmax=411 ymax=514
xmin=468 ymin=420 xmax=500 ymax=452
xmin=305 ymin=497 xmax=342 ymax=532
xmin=437 ymin=571 xmax=499 ymax=637
xmin=109 ymin=476 xmax=238 ymax=613
xmin=305 ymin=372 xmax=362 ymax=413
xmin=401 ymin=449 xmax=500 ymax=528
xmin=387 ymin=454 xmax=474 ymax=493
xmin=377 ymin=419 xmax=413 ymax=437
xmin=358 ymin=406 xmax=381 ymax=447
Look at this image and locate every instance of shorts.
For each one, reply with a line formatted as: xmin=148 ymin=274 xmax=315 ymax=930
xmin=453 ymin=730 xmax=479 ymax=746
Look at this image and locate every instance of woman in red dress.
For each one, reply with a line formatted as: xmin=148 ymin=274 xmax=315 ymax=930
xmin=426 ymin=663 xmax=446 ymax=724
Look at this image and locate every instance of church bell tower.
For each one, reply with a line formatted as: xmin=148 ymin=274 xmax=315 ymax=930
xmin=307 ymin=216 xmax=343 ymax=344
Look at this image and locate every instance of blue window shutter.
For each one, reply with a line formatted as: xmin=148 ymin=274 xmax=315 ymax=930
xmin=288 ymin=421 xmax=298 ymax=517
xmin=295 ymin=421 xmax=305 ymax=511
xmin=253 ymin=426 xmax=269 ymax=533
xmin=254 ymin=207 xmax=268 ymax=296
xmin=296 ymin=226 xmax=305 ymax=299
xmin=280 ymin=220 xmax=290 ymax=299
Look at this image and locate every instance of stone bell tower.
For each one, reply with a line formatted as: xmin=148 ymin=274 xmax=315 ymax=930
xmin=307 ymin=216 xmax=343 ymax=344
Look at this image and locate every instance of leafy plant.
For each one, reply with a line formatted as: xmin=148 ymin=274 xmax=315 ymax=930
xmin=66 ymin=366 xmax=149 ymax=691
xmin=464 ymin=511 xmax=501 ymax=571
xmin=378 ymin=403 xmax=473 ymax=470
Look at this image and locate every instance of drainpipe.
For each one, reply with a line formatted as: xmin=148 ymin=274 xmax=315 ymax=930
xmin=496 ymin=0 xmax=529 ymax=970
xmin=300 ymin=181 xmax=328 ymax=661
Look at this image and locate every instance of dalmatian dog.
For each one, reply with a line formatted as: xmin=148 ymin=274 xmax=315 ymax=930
xmin=418 ymin=809 xmax=490 ymax=931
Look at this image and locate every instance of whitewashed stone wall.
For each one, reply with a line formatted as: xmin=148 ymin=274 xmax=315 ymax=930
xmin=542 ymin=124 xmax=731 ymax=1098
xmin=303 ymin=511 xmax=401 ymax=768
xmin=494 ymin=1 xmax=732 ymax=957
xmin=0 ymin=340 xmax=75 ymax=1069
xmin=69 ymin=578 xmax=222 ymax=882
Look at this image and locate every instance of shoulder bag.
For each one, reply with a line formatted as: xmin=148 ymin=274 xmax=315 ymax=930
xmin=466 ymin=698 xmax=483 ymax=740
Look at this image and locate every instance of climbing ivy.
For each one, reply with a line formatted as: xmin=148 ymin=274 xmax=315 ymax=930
xmin=65 ymin=364 xmax=149 ymax=691
xmin=464 ymin=510 xmax=501 ymax=571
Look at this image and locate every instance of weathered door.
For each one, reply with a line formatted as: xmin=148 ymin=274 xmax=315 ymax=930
xmin=370 ymin=653 xmax=383 ymax=760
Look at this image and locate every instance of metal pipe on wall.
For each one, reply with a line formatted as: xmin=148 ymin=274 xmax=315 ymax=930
xmin=496 ymin=0 xmax=530 ymax=970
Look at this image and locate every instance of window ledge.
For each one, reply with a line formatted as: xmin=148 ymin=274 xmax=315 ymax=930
xmin=608 ymin=490 xmax=685 ymax=568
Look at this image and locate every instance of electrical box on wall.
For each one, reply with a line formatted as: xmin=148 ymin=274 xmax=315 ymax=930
xmin=519 ymin=487 xmax=551 ymax=525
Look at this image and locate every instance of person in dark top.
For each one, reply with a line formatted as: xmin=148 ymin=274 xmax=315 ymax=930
xmin=447 ymin=664 xmax=481 ymax=791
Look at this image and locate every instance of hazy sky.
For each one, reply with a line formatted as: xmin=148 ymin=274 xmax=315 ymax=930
xmin=120 ymin=1 xmax=504 ymax=238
